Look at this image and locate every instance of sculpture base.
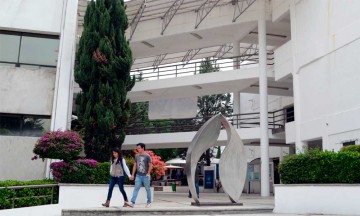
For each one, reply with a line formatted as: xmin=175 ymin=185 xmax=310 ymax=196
xmin=191 ymin=202 xmax=243 ymax=206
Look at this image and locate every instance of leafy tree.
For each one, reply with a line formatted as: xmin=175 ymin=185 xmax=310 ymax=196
xmin=197 ymin=58 xmax=233 ymax=121
xmin=75 ymin=0 xmax=134 ymax=162
xmin=197 ymin=58 xmax=233 ymax=165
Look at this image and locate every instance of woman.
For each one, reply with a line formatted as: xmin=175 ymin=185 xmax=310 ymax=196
xmin=102 ymin=147 xmax=132 ymax=207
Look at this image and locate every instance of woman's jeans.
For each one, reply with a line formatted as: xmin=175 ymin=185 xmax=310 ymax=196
xmin=106 ymin=176 xmax=128 ymax=201
xmin=131 ymin=175 xmax=151 ymax=204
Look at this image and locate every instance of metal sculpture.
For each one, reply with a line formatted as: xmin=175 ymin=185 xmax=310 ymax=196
xmin=185 ymin=114 xmax=246 ymax=204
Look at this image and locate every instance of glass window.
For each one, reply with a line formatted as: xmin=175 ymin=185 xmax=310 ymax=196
xmin=0 ymin=114 xmax=50 ymax=137
xmin=343 ymin=141 xmax=355 ymax=147
xmin=19 ymin=36 xmax=59 ymax=66
xmin=0 ymin=114 xmax=22 ymax=136
xmin=0 ymin=34 xmax=21 ymax=62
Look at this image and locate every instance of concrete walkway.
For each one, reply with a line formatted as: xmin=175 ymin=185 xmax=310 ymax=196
xmin=0 ymin=190 xmax=339 ymax=216
xmin=61 ymin=191 xmax=337 ymax=216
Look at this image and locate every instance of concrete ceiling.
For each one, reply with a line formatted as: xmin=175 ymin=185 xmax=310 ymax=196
xmin=128 ymin=66 xmax=293 ymax=102
xmin=79 ymin=0 xmax=291 ymax=69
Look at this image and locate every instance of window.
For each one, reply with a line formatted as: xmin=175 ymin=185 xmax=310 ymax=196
xmin=308 ymin=139 xmax=323 ymax=150
xmin=0 ymin=34 xmax=21 ymax=62
xmin=285 ymin=106 xmax=294 ymax=123
xmin=343 ymin=141 xmax=355 ymax=147
xmin=0 ymin=113 xmax=50 ymax=137
xmin=0 ymin=30 xmax=59 ymax=68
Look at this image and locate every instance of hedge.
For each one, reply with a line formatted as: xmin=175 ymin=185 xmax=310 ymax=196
xmin=279 ymin=149 xmax=360 ymax=184
xmin=51 ymin=158 xmax=134 ymax=185
xmin=340 ymin=144 xmax=360 ymax=154
xmin=0 ymin=179 xmax=58 ymax=209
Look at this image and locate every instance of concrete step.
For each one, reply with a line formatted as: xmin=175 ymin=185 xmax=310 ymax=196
xmin=62 ymin=206 xmax=273 ymax=216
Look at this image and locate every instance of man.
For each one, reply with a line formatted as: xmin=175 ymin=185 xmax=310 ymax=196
xmin=129 ymin=143 xmax=153 ymax=208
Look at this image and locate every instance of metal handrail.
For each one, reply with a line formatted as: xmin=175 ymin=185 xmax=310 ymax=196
xmin=125 ymin=107 xmax=293 ymax=135
xmin=131 ymin=52 xmax=274 ymax=81
xmin=0 ymin=184 xmax=59 ymax=209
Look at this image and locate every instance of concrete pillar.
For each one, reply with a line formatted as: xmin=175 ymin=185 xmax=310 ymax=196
xmin=279 ymin=147 xmax=284 ymax=162
xmin=258 ymin=0 xmax=270 ymax=197
xmin=47 ymin=0 xmax=78 ymax=178
xmin=290 ymin=0 xmax=307 ymax=153
xmin=233 ymin=91 xmax=241 ymax=128
xmin=233 ymin=40 xmax=241 ymax=127
xmin=233 ymin=40 xmax=240 ymax=69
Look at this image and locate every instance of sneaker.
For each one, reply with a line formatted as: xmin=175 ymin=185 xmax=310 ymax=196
xmin=145 ymin=203 xmax=151 ymax=208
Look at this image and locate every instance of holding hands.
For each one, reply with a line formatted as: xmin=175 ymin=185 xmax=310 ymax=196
xmin=129 ymin=175 xmax=135 ymax=181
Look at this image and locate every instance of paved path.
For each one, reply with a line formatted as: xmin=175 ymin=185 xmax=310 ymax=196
xmin=0 ymin=191 xmax=339 ymax=216
xmin=62 ymin=192 xmax=338 ymax=216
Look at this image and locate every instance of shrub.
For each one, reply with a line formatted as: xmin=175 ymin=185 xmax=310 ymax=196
xmin=84 ymin=158 xmax=134 ymax=185
xmin=93 ymin=162 xmax=111 ymax=184
xmin=340 ymin=145 xmax=360 ymax=154
xmin=51 ymin=159 xmax=97 ymax=183
xmin=279 ymin=149 xmax=360 ymax=184
xmin=33 ymin=130 xmax=83 ymax=162
xmin=0 ymin=179 xmax=56 ymax=187
xmin=147 ymin=151 xmax=166 ymax=180
xmin=0 ymin=179 xmax=58 ymax=209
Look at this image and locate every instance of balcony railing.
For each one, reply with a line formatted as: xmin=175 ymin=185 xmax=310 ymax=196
xmin=125 ymin=107 xmax=293 ymax=135
xmin=131 ymin=52 xmax=274 ymax=81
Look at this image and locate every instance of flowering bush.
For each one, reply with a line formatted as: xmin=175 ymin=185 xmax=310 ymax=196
xmin=147 ymin=150 xmax=167 ymax=180
xmin=33 ymin=130 xmax=83 ymax=162
xmin=51 ymin=159 xmax=98 ymax=183
xmin=132 ymin=149 xmax=167 ymax=180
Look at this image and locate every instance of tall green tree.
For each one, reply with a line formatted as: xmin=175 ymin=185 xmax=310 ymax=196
xmin=197 ymin=58 xmax=233 ymax=165
xmin=75 ymin=0 xmax=134 ymax=162
xmin=197 ymin=58 xmax=233 ymax=121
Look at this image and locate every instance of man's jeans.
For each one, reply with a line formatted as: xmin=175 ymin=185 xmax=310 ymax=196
xmin=131 ymin=175 xmax=151 ymax=204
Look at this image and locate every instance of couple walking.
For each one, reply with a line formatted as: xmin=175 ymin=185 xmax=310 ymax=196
xmin=102 ymin=143 xmax=152 ymax=208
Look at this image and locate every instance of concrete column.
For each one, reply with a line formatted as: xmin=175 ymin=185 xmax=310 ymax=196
xmin=233 ymin=40 xmax=240 ymax=69
xmin=290 ymin=0 xmax=306 ymax=153
xmin=233 ymin=91 xmax=241 ymax=114
xmin=279 ymin=147 xmax=284 ymax=162
xmin=47 ymin=0 xmax=78 ymax=178
xmin=233 ymin=91 xmax=241 ymax=128
xmin=258 ymin=0 xmax=270 ymax=197
xmin=233 ymin=40 xmax=241 ymax=127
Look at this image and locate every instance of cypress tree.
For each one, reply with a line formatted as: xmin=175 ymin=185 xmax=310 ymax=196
xmin=75 ymin=0 xmax=134 ymax=162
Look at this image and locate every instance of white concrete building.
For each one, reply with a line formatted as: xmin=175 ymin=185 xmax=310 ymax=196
xmin=1 ymin=0 xmax=360 ymax=196
xmin=0 ymin=0 xmax=78 ymax=180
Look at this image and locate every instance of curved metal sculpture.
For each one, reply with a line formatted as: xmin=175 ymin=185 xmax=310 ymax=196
xmin=185 ymin=114 xmax=246 ymax=204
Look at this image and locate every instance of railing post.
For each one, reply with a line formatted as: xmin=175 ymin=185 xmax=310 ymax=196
xmin=51 ymin=186 xmax=54 ymax=204
xmin=12 ymin=188 xmax=15 ymax=208
xmin=175 ymin=65 xmax=178 ymax=77
xmin=195 ymin=62 xmax=197 ymax=75
xmin=157 ymin=67 xmax=160 ymax=79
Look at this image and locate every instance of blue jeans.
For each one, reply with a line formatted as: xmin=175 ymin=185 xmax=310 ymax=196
xmin=131 ymin=175 xmax=151 ymax=204
xmin=106 ymin=176 xmax=128 ymax=201
xmin=189 ymin=181 xmax=199 ymax=197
